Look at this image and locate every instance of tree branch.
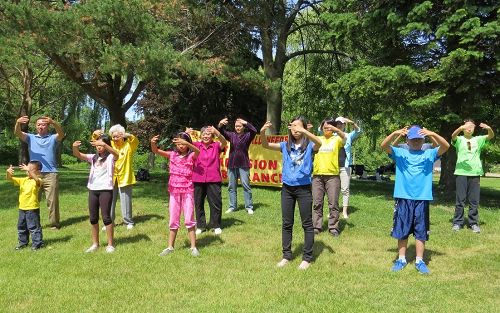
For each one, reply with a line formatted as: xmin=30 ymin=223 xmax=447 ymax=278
xmin=123 ymin=80 xmax=146 ymax=112
xmin=288 ymin=22 xmax=326 ymax=36
xmin=119 ymin=74 xmax=134 ymax=99
xmin=285 ymin=49 xmax=351 ymax=62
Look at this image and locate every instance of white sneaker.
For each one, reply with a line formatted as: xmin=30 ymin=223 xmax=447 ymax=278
xmin=214 ymin=228 xmax=222 ymax=235
xmin=159 ymin=247 xmax=174 ymax=256
xmin=195 ymin=228 xmax=203 ymax=235
xmin=126 ymin=224 xmax=134 ymax=230
xmin=101 ymin=226 xmax=106 ymax=231
xmin=105 ymin=245 xmax=115 ymax=253
xmin=298 ymin=260 xmax=311 ymax=270
xmin=190 ymin=247 xmax=200 ymax=257
xmin=247 ymin=209 xmax=254 ymax=215
xmin=85 ymin=244 xmax=98 ymax=253
xmin=225 ymin=208 xmax=235 ymax=213
xmin=276 ymin=259 xmax=289 ymax=268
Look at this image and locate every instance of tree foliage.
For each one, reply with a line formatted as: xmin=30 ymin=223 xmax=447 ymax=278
xmin=320 ymin=0 xmax=499 ymax=187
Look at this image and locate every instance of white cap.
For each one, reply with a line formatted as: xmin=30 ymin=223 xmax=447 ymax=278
xmin=335 ymin=116 xmax=347 ymax=123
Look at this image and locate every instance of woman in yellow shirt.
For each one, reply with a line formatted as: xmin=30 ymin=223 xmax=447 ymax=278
xmin=107 ymin=124 xmax=139 ymax=230
xmin=312 ymin=118 xmax=345 ymax=237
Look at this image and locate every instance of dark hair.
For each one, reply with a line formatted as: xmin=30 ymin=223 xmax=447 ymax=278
xmin=28 ymin=160 xmax=42 ymax=171
xmin=463 ymin=118 xmax=475 ymax=124
xmin=92 ymin=134 xmax=112 ymax=164
xmin=174 ymin=132 xmax=193 ymax=154
xmin=320 ymin=117 xmax=336 ymax=130
xmin=286 ymin=115 xmax=310 ymax=154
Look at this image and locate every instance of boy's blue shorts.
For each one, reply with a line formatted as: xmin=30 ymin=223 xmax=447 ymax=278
xmin=391 ymin=198 xmax=430 ymax=241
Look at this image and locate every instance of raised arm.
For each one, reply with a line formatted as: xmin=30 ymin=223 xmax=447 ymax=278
xmin=381 ymin=128 xmax=408 ymax=154
xmin=420 ymin=128 xmax=450 ymax=156
xmin=479 ymin=123 xmax=495 ymax=140
xmin=150 ymin=135 xmax=170 ymax=159
xmin=208 ymin=126 xmax=227 ymax=149
xmin=260 ymin=121 xmax=281 ymax=151
xmin=173 ymin=137 xmax=200 ymax=158
xmin=344 ymin=118 xmax=360 ymax=132
xmin=6 ymin=165 xmax=14 ymax=181
xmin=289 ymin=123 xmax=323 ymax=151
xmin=92 ymin=139 xmax=119 ymax=160
xmin=43 ymin=117 xmax=65 ymax=142
xmin=451 ymin=125 xmax=465 ymax=141
xmin=72 ymin=141 xmax=88 ymax=162
xmin=238 ymin=118 xmax=257 ymax=135
xmin=14 ymin=116 xmax=29 ymax=142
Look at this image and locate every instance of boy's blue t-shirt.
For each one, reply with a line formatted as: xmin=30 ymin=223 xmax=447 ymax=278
xmin=280 ymin=141 xmax=314 ymax=186
xmin=389 ymin=146 xmax=439 ymax=200
xmin=26 ymin=133 xmax=58 ymax=173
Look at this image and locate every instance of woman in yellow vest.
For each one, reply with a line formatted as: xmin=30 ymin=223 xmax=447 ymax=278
xmin=312 ymin=118 xmax=346 ymax=237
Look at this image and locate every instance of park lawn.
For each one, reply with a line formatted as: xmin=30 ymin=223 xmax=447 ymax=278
xmin=0 ymin=166 xmax=499 ymax=313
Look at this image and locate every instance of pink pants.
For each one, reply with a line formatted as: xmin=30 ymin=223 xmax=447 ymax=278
xmin=169 ymin=193 xmax=196 ymax=230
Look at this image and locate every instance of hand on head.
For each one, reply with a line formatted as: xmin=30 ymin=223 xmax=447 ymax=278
xmin=150 ymin=135 xmax=160 ymax=144
xmin=288 ymin=122 xmax=305 ymax=134
xmin=173 ymin=137 xmax=187 ymax=145
xmin=236 ymin=118 xmax=247 ymax=125
xmin=17 ymin=116 xmax=30 ymax=124
xmin=479 ymin=123 xmax=491 ymax=130
xmin=218 ymin=118 xmax=228 ymax=127
xmin=260 ymin=121 xmax=272 ymax=132
xmin=19 ymin=163 xmax=29 ymax=171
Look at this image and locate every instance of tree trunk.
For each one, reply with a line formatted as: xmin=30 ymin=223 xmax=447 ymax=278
xmin=438 ymin=148 xmax=456 ymax=191
xmin=107 ymin=100 xmax=128 ymax=127
xmin=18 ymin=65 xmax=33 ymax=164
xmin=266 ymin=79 xmax=283 ymax=134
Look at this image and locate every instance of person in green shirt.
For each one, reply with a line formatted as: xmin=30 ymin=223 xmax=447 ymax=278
xmin=451 ymin=119 xmax=494 ymax=233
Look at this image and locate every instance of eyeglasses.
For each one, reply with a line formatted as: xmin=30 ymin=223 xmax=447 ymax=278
xmin=467 ymin=141 xmax=471 ymax=151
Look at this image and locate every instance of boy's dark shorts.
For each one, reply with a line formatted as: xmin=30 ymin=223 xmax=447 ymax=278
xmin=391 ymin=198 xmax=430 ymax=241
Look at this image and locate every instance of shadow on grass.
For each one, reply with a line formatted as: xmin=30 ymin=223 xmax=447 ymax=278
xmin=221 ymin=217 xmax=245 ymax=229
xmin=115 ymin=233 xmax=152 ymax=245
xmin=235 ymin=201 xmax=270 ymax=212
xmin=291 ymin=241 xmax=334 ymax=261
xmin=44 ymin=235 xmax=73 ymax=246
xmin=134 ymin=214 xmax=165 ymax=224
xmin=59 ymin=215 xmax=88 ymax=228
xmin=194 ymin=234 xmax=224 ymax=248
xmin=387 ymin=244 xmax=445 ymax=264
xmin=319 ymin=207 xmax=358 ymax=233
xmin=312 ymin=240 xmax=335 ymax=260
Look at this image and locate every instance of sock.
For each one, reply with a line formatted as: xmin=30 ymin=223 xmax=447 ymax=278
xmin=398 ymin=256 xmax=407 ymax=263
xmin=416 ymin=257 xmax=423 ymax=264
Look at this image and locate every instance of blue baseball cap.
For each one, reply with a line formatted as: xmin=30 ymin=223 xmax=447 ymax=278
xmin=407 ymin=125 xmax=425 ymax=139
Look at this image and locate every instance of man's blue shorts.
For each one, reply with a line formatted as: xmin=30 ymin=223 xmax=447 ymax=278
xmin=391 ymin=198 xmax=430 ymax=241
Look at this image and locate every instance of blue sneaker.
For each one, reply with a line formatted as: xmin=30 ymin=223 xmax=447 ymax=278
xmin=391 ymin=259 xmax=407 ymax=272
xmin=415 ymin=261 xmax=430 ymax=274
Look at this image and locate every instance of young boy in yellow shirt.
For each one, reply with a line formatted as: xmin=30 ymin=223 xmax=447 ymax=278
xmin=6 ymin=161 xmax=44 ymax=250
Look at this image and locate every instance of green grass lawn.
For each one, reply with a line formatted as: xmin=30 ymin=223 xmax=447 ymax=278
xmin=0 ymin=166 xmax=499 ymax=312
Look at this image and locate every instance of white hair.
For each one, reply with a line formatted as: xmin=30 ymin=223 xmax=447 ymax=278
xmin=109 ymin=124 xmax=125 ymax=136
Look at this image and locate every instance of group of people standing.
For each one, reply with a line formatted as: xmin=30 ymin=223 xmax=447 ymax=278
xmin=6 ymin=115 xmax=494 ymax=274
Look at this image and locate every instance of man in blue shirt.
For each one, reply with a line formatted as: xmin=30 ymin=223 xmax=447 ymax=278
xmin=15 ymin=116 xmax=65 ymax=229
xmin=381 ymin=125 xmax=449 ymax=274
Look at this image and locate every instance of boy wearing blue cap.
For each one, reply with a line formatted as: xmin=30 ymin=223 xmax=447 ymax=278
xmin=381 ymin=126 xmax=449 ymax=274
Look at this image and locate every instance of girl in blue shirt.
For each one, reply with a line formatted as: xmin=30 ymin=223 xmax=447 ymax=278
xmin=260 ymin=116 xmax=321 ymax=270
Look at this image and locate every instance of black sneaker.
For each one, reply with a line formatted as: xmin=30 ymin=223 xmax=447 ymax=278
xmin=15 ymin=244 xmax=28 ymax=250
xmin=32 ymin=244 xmax=44 ymax=251
xmin=330 ymin=230 xmax=340 ymax=237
